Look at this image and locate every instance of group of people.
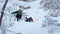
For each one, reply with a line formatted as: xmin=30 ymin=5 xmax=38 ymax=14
xmin=11 ymin=9 xmax=34 ymax=22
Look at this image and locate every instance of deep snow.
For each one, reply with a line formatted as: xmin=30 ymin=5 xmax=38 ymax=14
xmin=0 ymin=0 xmax=60 ymax=34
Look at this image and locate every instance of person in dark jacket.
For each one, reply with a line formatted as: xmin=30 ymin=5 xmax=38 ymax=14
xmin=25 ymin=17 xmax=34 ymax=22
xmin=11 ymin=9 xmax=22 ymax=21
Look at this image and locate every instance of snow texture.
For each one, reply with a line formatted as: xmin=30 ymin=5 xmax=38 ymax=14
xmin=0 ymin=0 xmax=60 ymax=34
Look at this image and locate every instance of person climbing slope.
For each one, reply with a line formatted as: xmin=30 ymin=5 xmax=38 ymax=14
xmin=11 ymin=9 xmax=22 ymax=21
xmin=25 ymin=16 xmax=34 ymax=22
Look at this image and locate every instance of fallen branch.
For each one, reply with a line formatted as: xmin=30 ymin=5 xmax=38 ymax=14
xmin=6 ymin=30 xmax=22 ymax=34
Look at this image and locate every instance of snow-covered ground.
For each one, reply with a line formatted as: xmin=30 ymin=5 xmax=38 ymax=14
xmin=0 ymin=0 xmax=60 ymax=34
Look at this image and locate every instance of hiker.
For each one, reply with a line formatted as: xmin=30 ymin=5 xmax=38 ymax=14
xmin=11 ymin=9 xmax=22 ymax=21
xmin=25 ymin=17 xmax=34 ymax=22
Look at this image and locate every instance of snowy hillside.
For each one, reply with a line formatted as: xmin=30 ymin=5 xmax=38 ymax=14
xmin=0 ymin=0 xmax=60 ymax=34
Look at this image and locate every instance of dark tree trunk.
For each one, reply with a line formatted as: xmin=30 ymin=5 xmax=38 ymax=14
xmin=0 ymin=0 xmax=8 ymax=26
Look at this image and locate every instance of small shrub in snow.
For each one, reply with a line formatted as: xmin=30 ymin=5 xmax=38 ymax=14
xmin=42 ymin=15 xmax=60 ymax=33
xmin=40 ymin=0 xmax=60 ymax=10
xmin=48 ymin=10 xmax=60 ymax=17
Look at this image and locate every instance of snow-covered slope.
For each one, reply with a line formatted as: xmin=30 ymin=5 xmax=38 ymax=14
xmin=0 ymin=0 xmax=60 ymax=34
